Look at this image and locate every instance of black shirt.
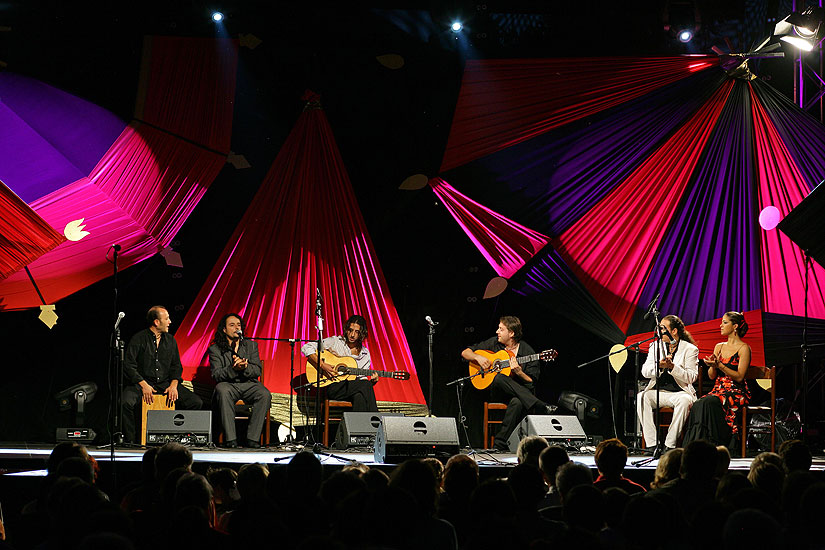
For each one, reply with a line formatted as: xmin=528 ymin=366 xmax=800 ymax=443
xmin=208 ymin=339 xmax=263 ymax=383
xmin=469 ymin=336 xmax=541 ymax=389
xmin=123 ymin=329 xmax=184 ymax=387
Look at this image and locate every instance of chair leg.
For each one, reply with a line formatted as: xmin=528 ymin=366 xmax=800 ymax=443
xmin=483 ymin=403 xmax=489 ymax=449
xmin=324 ymin=400 xmax=331 ymax=447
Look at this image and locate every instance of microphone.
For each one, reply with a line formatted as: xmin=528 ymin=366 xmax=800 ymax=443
xmin=643 ymin=292 xmax=661 ymax=320
xmin=111 ymin=244 xmax=122 ymax=252
xmin=316 ymin=287 xmax=323 ymax=310
xmin=113 ymin=311 xmax=125 ymax=331
xmin=425 ymin=315 xmax=439 ymax=326
xmin=236 ymin=330 xmax=243 ymax=341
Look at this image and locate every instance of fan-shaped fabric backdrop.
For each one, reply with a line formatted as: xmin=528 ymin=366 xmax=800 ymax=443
xmin=431 ymin=56 xmax=825 ymax=365
xmin=0 ymin=37 xmax=238 ymax=310
xmin=173 ymin=93 xmax=427 ymax=422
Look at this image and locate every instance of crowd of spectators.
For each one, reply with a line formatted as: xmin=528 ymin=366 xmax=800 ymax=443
xmin=0 ymin=437 xmax=820 ymax=550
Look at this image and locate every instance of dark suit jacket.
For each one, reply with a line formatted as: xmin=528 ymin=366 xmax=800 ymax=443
xmin=208 ymin=339 xmax=263 ymax=383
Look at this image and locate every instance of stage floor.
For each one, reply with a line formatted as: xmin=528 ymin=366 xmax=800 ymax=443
xmin=4 ymin=442 xmax=825 ymax=476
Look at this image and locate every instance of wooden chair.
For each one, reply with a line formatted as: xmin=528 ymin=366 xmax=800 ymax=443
xmin=324 ymin=399 xmax=353 ymax=446
xmin=641 ymin=366 xmax=704 ymax=448
xmin=141 ymin=394 xmax=175 ymax=446
xmin=483 ymin=402 xmax=507 ymax=449
xmin=216 ymin=368 xmax=272 ymax=446
xmin=739 ymin=366 xmax=777 ymax=458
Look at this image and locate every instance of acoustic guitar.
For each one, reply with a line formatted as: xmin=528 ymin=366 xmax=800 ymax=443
xmin=305 ymin=351 xmax=411 ymax=388
xmin=468 ymin=349 xmax=558 ymax=390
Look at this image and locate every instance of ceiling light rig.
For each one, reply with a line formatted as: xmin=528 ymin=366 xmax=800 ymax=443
xmin=775 ymin=6 xmax=825 ymax=51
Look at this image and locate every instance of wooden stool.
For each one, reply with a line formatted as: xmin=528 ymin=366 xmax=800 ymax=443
xmin=483 ymin=402 xmax=508 ymax=449
xmin=324 ymin=399 xmax=353 ymax=446
xmin=140 ymin=394 xmax=175 ymax=446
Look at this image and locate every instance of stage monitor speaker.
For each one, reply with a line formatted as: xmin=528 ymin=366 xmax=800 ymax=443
xmin=146 ymin=410 xmax=212 ymax=446
xmin=507 ymin=415 xmax=586 ymax=453
xmin=56 ymin=428 xmax=97 ymax=443
xmin=374 ymin=416 xmax=459 ymax=464
xmin=333 ymin=412 xmax=404 ymax=449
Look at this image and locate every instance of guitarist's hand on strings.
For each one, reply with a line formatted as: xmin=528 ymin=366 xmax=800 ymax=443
xmin=509 ymin=356 xmax=532 ymax=382
xmin=474 ymin=354 xmax=492 ymax=372
xmin=320 ymin=361 xmax=339 ymax=380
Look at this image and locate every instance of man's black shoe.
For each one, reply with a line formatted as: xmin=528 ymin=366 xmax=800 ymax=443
xmin=246 ymin=440 xmax=261 ymax=449
xmin=224 ymin=440 xmax=239 ymax=449
xmin=544 ymin=405 xmax=558 ymax=414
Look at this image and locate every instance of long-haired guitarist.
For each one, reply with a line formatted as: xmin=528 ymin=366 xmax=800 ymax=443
xmin=301 ymin=314 xmax=379 ymax=412
xmin=461 ymin=316 xmax=556 ymax=451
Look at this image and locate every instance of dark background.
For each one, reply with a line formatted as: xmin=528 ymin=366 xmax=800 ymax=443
xmin=0 ymin=1 xmax=808 ymax=446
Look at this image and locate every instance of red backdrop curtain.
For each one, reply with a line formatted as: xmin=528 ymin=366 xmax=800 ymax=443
xmin=175 ymin=94 xmax=426 ymax=406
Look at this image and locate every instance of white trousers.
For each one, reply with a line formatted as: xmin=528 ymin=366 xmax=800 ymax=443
xmin=637 ymin=389 xmax=695 ymax=448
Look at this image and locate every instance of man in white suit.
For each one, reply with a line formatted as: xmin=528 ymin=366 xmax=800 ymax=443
xmin=637 ymin=314 xmax=699 ymax=451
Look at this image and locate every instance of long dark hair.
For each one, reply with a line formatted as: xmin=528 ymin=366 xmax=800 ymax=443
xmin=662 ymin=314 xmax=695 ymax=345
xmin=499 ymin=316 xmax=523 ymax=342
xmin=213 ymin=313 xmax=245 ymax=351
xmin=344 ymin=315 xmax=368 ymax=346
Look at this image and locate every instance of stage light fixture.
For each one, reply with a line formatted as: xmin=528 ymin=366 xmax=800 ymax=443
xmin=677 ymin=29 xmax=693 ymax=43
xmin=557 ymin=391 xmax=603 ymax=423
xmin=775 ymin=6 xmax=824 ymax=51
xmin=451 ymin=21 xmax=462 ymax=32
xmin=212 ymin=11 xmax=224 ymax=22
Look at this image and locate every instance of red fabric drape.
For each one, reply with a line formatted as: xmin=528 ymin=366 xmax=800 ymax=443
xmin=555 ymin=80 xmax=735 ymax=333
xmin=624 ymin=309 xmax=766 ymax=367
xmin=175 ymin=98 xmax=426 ymax=405
xmin=0 ymin=124 xmax=225 ymax=310
xmin=137 ymin=36 xmax=238 ymax=152
xmin=440 ymin=56 xmax=716 ymax=172
xmin=429 ymin=177 xmax=549 ymax=278
xmin=0 ymin=180 xmax=65 ymax=281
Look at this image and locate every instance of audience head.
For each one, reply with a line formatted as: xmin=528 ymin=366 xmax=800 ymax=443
xmin=594 ymin=438 xmax=628 ymax=478
xmin=47 ymin=442 xmax=94 ymax=478
xmin=538 ymin=445 xmax=570 ymax=487
xmin=556 ymin=461 xmax=594 ymax=503
xmin=362 ymin=468 xmax=390 ymax=492
xmin=155 ymin=442 xmax=193 ymax=483
xmin=722 ymin=508 xmax=781 ymax=550
xmin=680 ymin=439 xmax=718 ymax=481
xmin=207 ymin=467 xmax=238 ymax=504
xmin=341 ymin=461 xmax=370 ymax=477
xmin=507 ymin=464 xmax=547 ymax=511
xmin=442 ymin=454 xmax=478 ymax=498
xmin=516 ymin=435 xmax=549 ymax=468
xmin=747 ymin=458 xmax=784 ymax=500
xmin=287 ymin=450 xmax=323 ymax=498
xmin=715 ymin=445 xmax=731 ymax=478
xmin=174 ymin=472 xmax=214 ymax=517
xmin=563 ymin=484 xmax=606 ymax=533
xmin=779 ymin=439 xmax=812 ymax=473
xmin=715 ymin=472 xmax=751 ymax=505
xmin=238 ymin=463 xmax=269 ymax=501
xmin=421 ymin=457 xmax=445 ymax=487
xmin=469 ymin=479 xmax=517 ymax=522
xmin=389 ymin=459 xmax=439 ymax=515
xmin=651 ymin=448 xmax=683 ymax=489
xmin=56 ymin=456 xmax=95 ymax=484
xmin=140 ymin=447 xmax=159 ymax=483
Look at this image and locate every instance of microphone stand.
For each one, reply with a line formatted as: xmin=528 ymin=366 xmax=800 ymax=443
xmin=109 ymin=244 xmax=123 ymax=489
xmin=314 ymin=289 xmax=325 ymax=447
xmin=633 ymin=304 xmax=665 ymax=467
xmin=426 ymin=319 xmax=436 ymax=416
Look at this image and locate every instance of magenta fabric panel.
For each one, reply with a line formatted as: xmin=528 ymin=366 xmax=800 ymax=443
xmin=174 ymin=98 xmax=426 ymax=405
xmin=0 ymin=181 xmax=65 ymax=282
xmin=139 ymin=37 xmax=238 ymax=152
xmin=555 ymin=80 xmax=735 ymax=333
xmin=440 ymin=56 xmax=717 ymax=172
xmin=89 ymin=123 xmax=226 ymax=244
xmin=0 ymin=124 xmax=225 ymax=310
xmin=429 ymin=177 xmax=549 ymax=278
xmin=750 ymin=85 xmax=825 ymax=319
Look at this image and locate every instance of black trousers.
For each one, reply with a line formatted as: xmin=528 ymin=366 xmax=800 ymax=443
xmin=326 ymin=379 xmax=378 ymax=412
xmin=490 ymin=374 xmax=541 ymax=449
xmin=122 ymin=381 xmax=203 ymax=443
xmin=213 ymin=381 xmax=272 ymax=442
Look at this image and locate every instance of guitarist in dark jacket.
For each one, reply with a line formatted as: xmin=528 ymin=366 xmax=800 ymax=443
xmin=461 ymin=316 xmax=555 ymax=451
xmin=301 ymin=314 xmax=379 ymax=412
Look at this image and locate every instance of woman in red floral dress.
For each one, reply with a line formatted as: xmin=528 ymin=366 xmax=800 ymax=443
xmin=682 ymin=312 xmax=751 ymax=447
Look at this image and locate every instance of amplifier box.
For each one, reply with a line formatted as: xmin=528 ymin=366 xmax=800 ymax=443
xmin=374 ymin=416 xmax=459 ymax=464
xmin=507 ymin=415 xmax=586 ymax=453
xmin=333 ymin=412 xmax=404 ymax=449
xmin=146 ymin=410 xmax=212 ymax=446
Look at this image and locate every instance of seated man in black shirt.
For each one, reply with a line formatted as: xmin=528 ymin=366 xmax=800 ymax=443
xmin=208 ymin=312 xmax=271 ymax=448
xmin=122 ymin=305 xmax=203 ymax=443
xmin=461 ymin=315 xmax=554 ymax=451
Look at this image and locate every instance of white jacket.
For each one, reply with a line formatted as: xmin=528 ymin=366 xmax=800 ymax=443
xmin=641 ymin=339 xmax=699 ymax=397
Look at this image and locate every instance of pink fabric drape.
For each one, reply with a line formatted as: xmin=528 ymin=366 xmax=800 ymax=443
xmin=0 ymin=124 xmax=226 ymax=310
xmin=175 ymin=96 xmax=426 ymax=405
xmin=555 ymin=80 xmax=735 ymax=333
xmin=440 ymin=56 xmax=717 ymax=172
xmin=750 ymin=85 xmax=825 ymax=319
xmin=429 ymin=177 xmax=549 ymax=278
xmin=0 ymin=181 xmax=65 ymax=281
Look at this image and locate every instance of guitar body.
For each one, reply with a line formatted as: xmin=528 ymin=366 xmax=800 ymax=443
xmin=469 ymin=349 xmax=513 ymax=390
xmin=305 ymin=354 xmax=361 ymax=388
xmin=304 ymin=351 xmax=411 ymax=388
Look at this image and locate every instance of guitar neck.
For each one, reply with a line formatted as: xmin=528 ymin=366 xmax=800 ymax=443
xmin=345 ymin=368 xmax=392 ymax=378
xmin=516 ymin=353 xmax=542 ymax=364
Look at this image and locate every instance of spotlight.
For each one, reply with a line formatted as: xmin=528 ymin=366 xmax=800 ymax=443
xmin=557 ymin=391 xmax=603 ymax=424
xmin=212 ymin=11 xmax=224 ymax=22
xmin=775 ymin=6 xmax=824 ymax=51
xmin=451 ymin=21 xmax=462 ymax=32
xmin=677 ymin=29 xmax=693 ymax=43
